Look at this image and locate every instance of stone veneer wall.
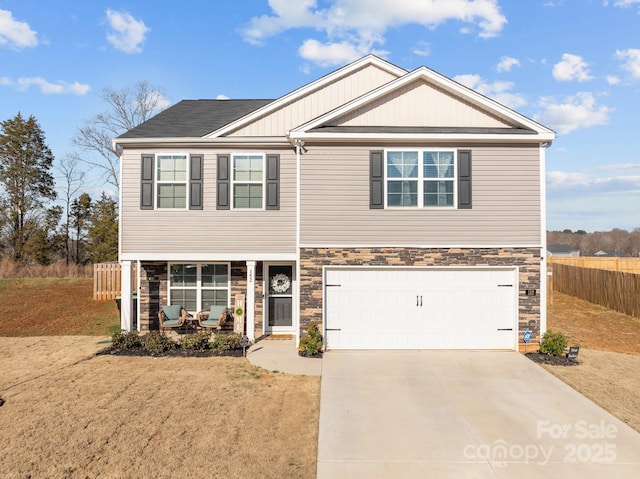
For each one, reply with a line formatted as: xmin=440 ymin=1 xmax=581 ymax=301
xmin=139 ymin=261 xmax=263 ymax=332
xmin=299 ymin=247 xmax=542 ymax=345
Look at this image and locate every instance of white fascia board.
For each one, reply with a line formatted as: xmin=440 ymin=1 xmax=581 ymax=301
xmin=289 ymin=131 xmax=556 ymax=143
xmin=114 ymin=136 xmax=289 ymax=149
xmin=205 ymin=55 xmax=407 ymax=139
xmin=120 ymin=252 xmax=297 ymax=262
xmin=291 ymin=67 xmax=555 ymax=137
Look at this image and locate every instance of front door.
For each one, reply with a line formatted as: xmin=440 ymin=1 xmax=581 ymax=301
xmin=265 ymin=264 xmax=294 ymax=334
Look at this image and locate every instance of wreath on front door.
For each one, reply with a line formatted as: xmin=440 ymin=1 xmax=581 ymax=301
xmin=271 ymin=273 xmax=291 ymax=294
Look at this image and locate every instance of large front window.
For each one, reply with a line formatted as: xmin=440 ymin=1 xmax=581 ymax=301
xmin=386 ymin=150 xmax=456 ymax=208
xmin=168 ymin=263 xmax=229 ymax=314
xmin=157 ymin=154 xmax=187 ymax=208
xmin=233 ymin=154 xmax=263 ymax=209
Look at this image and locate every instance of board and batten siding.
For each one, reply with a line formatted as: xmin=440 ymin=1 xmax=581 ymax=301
xmin=229 ymin=65 xmax=399 ymax=137
xmin=299 ymin=144 xmax=542 ymax=246
xmin=335 ymin=80 xmax=512 ymax=129
xmin=120 ymin=148 xmax=296 ymax=255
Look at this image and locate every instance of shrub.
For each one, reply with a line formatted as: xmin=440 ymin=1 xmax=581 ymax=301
xmin=111 ymin=330 xmax=141 ymax=350
xmin=141 ymin=331 xmax=177 ymax=355
xmin=298 ymin=321 xmax=323 ymax=357
xmin=179 ymin=332 xmax=212 ymax=351
xmin=210 ymin=333 xmax=242 ymax=353
xmin=539 ymin=329 xmax=568 ymax=356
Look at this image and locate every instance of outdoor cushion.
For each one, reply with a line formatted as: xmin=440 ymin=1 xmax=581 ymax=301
xmin=208 ymin=305 xmax=226 ymax=320
xmin=162 ymin=305 xmax=182 ymax=320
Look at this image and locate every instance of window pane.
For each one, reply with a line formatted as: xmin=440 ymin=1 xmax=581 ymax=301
xmin=170 ymin=289 xmax=197 ymax=311
xmin=202 ymin=264 xmax=228 ymax=287
xmin=388 ymin=180 xmax=417 ymax=207
xmin=234 ymin=184 xmax=262 ymax=209
xmin=158 ymin=184 xmax=186 ymax=208
xmin=424 ymin=180 xmax=454 ymax=206
xmin=424 ymin=151 xmax=454 ymax=179
xmin=387 ymin=151 xmax=418 ymax=178
xmin=234 ymin=155 xmax=263 ymax=181
xmin=157 ymin=155 xmax=187 ymax=181
xmin=202 ymin=290 xmax=228 ymax=309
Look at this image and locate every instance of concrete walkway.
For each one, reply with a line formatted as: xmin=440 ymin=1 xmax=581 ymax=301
xmin=317 ymin=350 xmax=640 ymax=478
xmin=246 ymin=337 xmax=322 ymax=376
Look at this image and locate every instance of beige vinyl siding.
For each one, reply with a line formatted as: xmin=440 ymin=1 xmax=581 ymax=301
xmin=335 ymin=80 xmax=512 ymax=128
xmin=229 ymin=65 xmax=398 ymax=137
xmin=300 ymin=144 xmax=542 ymax=246
xmin=120 ymin=148 xmax=296 ymax=255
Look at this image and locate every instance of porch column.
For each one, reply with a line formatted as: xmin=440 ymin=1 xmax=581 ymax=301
xmin=120 ymin=260 xmax=134 ymax=332
xmin=246 ymin=260 xmax=256 ymax=341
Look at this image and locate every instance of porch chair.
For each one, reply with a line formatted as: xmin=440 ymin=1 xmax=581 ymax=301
xmin=197 ymin=305 xmax=228 ymax=332
xmin=158 ymin=305 xmax=187 ymax=332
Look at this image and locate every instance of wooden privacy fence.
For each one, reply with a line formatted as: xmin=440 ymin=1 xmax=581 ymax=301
xmin=93 ymin=262 xmax=138 ymax=301
xmin=548 ymin=256 xmax=640 ymax=273
xmin=551 ymin=263 xmax=640 ymax=318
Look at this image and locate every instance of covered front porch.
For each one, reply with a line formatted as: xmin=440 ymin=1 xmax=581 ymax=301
xmin=118 ymin=259 xmax=298 ymax=343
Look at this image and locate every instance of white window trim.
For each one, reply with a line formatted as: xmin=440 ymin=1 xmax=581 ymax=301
xmin=156 ymin=152 xmax=189 ymax=210
xmin=231 ymin=152 xmax=265 ymax=210
xmin=384 ymin=148 xmax=457 ymax=209
xmin=168 ymin=262 xmax=231 ymax=315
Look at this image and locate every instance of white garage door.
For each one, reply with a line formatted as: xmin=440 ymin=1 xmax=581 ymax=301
xmin=324 ymin=267 xmax=518 ymax=350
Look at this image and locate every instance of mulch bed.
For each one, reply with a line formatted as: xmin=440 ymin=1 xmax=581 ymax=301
xmin=525 ymin=352 xmax=580 ymax=366
xmin=97 ymin=347 xmax=245 ymax=358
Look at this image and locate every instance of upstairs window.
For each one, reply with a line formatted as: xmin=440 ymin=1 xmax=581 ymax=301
xmin=157 ymin=154 xmax=187 ymax=208
xmin=233 ymin=154 xmax=264 ymax=209
xmin=386 ymin=150 xmax=456 ymax=208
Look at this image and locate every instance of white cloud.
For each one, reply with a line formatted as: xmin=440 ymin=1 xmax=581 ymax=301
xmin=243 ymin=0 xmax=507 ymax=66
xmin=0 ymin=76 xmax=90 ymax=95
xmin=216 ymin=94 xmax=230 ymax=100
xmin=606 ymin=75 xmax=621 ymax=85
xmin=607 ymin=0 xmax=640 ymax=8
xmin=535 ymin=92 xmax=613 ymax=135
xmin=412 ymin=40 xmax=431 ymax=57
xmin=105 ymin=9 xmax=149 ymax=54
xmin=0 ymin=9 xmax=37 ymax=49
xmin=552 ymin=53 xmax=593 ymax=82
xmin=615 ymin=48 xmax=640 ymax=79
xmin=496 ymin=56 xmax=520 ymax=72
xmin=453 ymin=73 xmax=527 ymax=109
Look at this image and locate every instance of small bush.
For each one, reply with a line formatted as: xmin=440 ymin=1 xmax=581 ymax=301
xmin=540 ymin=329 xmax=568 ymax=356
xmin=141 ymin=331 xmax=177 ymax=355
xmin=111 ymin=330 xmax=142 ymax=350
xmin=179 ymin=332 xmax=212 ymax=351
xmin=210 ymin=333 xmax=242 ymax=353
xmin=298 ymin=321 xmax=323 ymax=357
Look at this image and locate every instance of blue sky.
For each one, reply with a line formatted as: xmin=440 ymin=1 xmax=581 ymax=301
xmin=1 ymin=0 xmax=639 ymax=232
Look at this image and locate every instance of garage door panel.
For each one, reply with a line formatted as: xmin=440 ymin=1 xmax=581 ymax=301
xmin=325 ymin=268 xmax=517 ymax=350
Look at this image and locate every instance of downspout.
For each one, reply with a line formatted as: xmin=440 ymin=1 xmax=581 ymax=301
xmin=539 ymin=140 xmax=552 ymax=343
xmin=295 ymin=139 xmax=303 ymax=347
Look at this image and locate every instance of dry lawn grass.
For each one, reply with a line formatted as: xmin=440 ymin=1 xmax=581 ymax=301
xmin=0 ymin=279 xmax=119 ymax=336
xmin=0 ymin=337 xmax=320 ymax=479
xmin=546 ymin=291 xmax=640 ymax=432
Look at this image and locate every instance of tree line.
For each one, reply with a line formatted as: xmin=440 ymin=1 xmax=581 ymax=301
xmin=547 ymin=228 xmax=640 ymax=257
xmin=0 ymin=82 xmax=165 ymax=266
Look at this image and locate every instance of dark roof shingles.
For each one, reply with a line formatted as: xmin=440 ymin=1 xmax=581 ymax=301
xmin=118 ymin=99 xmax=273 ymax=139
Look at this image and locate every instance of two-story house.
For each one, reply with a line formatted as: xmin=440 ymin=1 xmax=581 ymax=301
xmin=114 ymin=55 xmax=554 ymax=351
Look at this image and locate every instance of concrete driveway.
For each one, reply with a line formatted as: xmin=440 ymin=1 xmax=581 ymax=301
xmin=317 ymin=350 xmax=640 ymax=478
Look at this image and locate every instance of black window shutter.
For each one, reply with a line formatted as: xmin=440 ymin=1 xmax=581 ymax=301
xmin=189 ymin=154 xmax=203 ymax=210
xmin=370 ymin=150 xmax=384 ymax=209
xmin=217 ymin=154 xmax=230 ymax=210
xmin=458 ymin=149 xmax=472 ymax=209
xmin=140 ymin=154 xmax=154 ymax=210
xmin=265 ymin=154 xmax=280 ymax=210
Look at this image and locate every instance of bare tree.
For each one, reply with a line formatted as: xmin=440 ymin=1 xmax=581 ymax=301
xmin=73 ymin=81 xmax=168 ymax=189
xmin=56 ymin=153 xmax=86 ymax=264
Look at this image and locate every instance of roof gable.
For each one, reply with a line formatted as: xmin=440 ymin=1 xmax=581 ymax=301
xmin=206 ymin=55 xmax=407 ymax=138
xmin=290 ymin=66 xmax=555 ymax=142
